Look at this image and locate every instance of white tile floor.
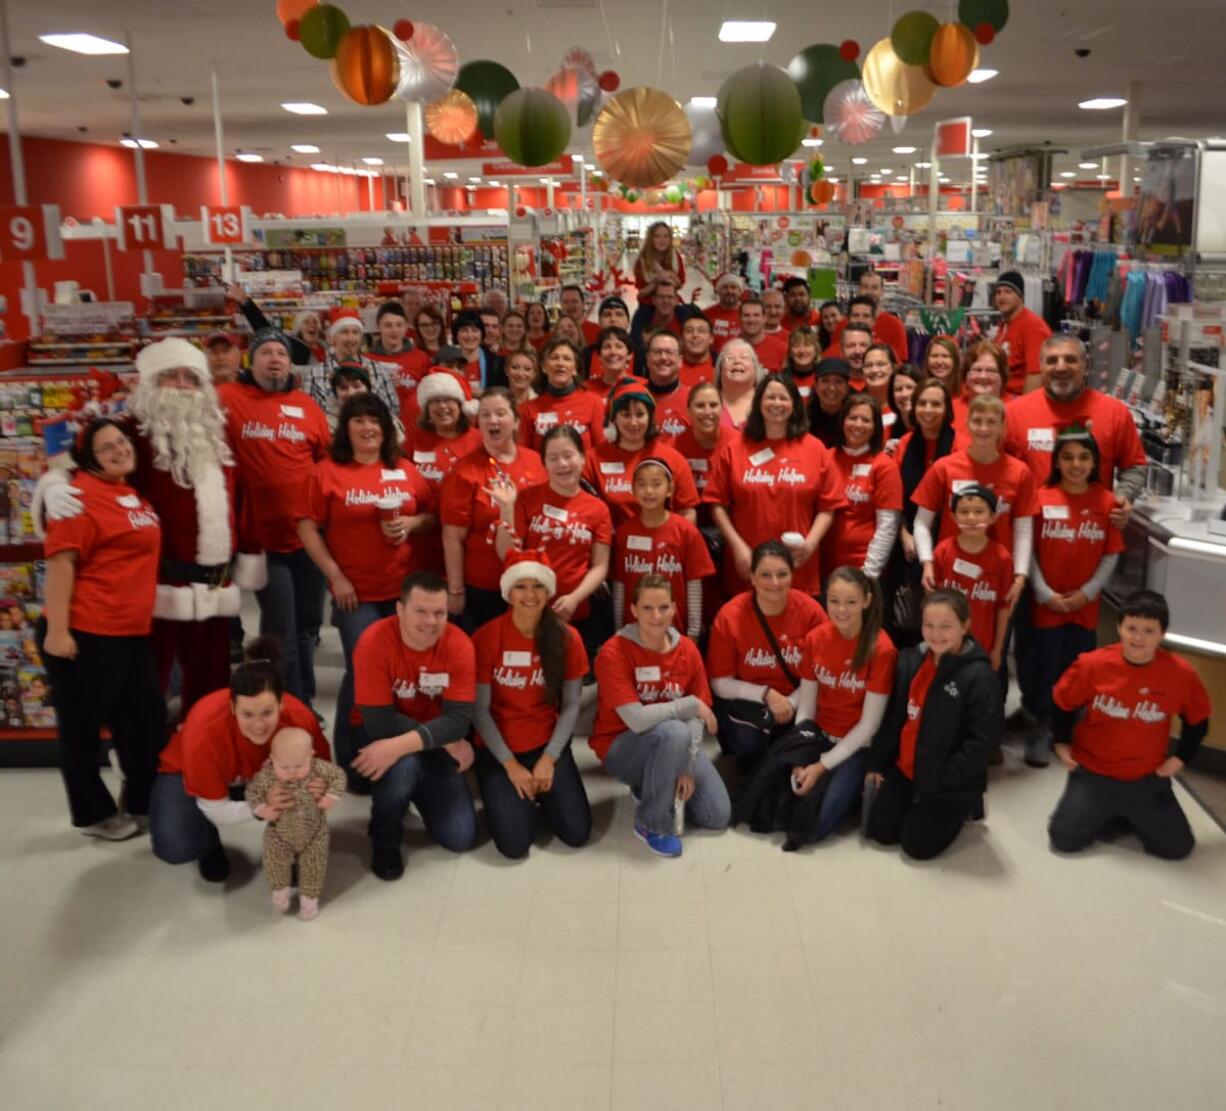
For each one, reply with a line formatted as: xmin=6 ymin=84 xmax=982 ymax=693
xmin=2 ymin=626 xmax=1226 ymax=1111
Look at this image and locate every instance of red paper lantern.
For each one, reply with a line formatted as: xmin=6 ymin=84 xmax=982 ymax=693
xmin=276 ymin=0 xmax=317 ymax=25
xmin=330 ymin=25 xmax=399 ymax=106
xmin=839 ymin=39 xmax=861 ymax=62
xmin=394 ymin=19 xmax=414 ymax=41
xmin=708 ymin=154 xmax=728 ymax=177
xmin=598 ymin=70 xmax=620 ymax=92
xmin=973 ymin=22 xmax=995 ymax=44
xmin=515 ymin=205 xmax=527 ymax=218
xmin=285 ymin=18 xmax=301 ymax=41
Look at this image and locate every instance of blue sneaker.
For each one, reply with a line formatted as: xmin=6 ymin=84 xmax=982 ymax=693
xmin=634 ymin=822 xmax=682 ymax=858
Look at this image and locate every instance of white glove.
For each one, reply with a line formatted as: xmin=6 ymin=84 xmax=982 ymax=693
xmin=45 ymin=478 xmax=84 ymax=520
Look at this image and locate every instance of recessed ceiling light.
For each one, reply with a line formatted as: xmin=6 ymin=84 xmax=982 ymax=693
xmin=1097 ymin=173 xmax=1112 ymax=180
xmin=690 ymin=96 xmax=717 ymax=108
xmin=719 ymin=21 xmax=776 ymax=43
xmin=852 ymin=157 xmax=868 ymax=165
xmin=236 ymin=153 xmax=262 ymax=163
xmin=1079 ymin=97 xmax=1127 ymax=110
xmin=40 ymin=32 xmax=128 ymax=55
xmin=971 ymin=129 xmax=993 ymax=138
xmin=291 ymin=144 xmax=320 ymax=154
xmin=362 ymin=157 xmax=384 ymax=166
xmin=879 ymin=168 xmax=892 ymax=175
xmin=120 ymin=138 xmax=158 ymax=150
xmin=1060 ymin=171 xmax=1076 ymax=178
xmin=966 ymin=69 xmax=997 ymax=83
xmin=386 ymin=132 xmax=411 ymax=142
xmin=442 ymin=171 xmax=457 ymax=179
xmin=827 ymin=176 xmax=838 ymax=182
xmin=802 ymin=138 xmax=823 ymax=147
xmin=584 ymin=162 xmax=596 ymax=170
xmin=939 ymin=176 xmax=950 ymax=182
xmin=1078 ymin=162 xmax=1098 ymax=169
xmin=914 ymin=161 xmax=932 ymax=169
xmin=489 ymin=180 xmax=501 ymax=187
xmin=282 ymin=102 xmax=327 ymax=115
xmin=424 ymin=178 xmax=436 ymax=185
xmin=892 ymin=146 xmax=916 ymax=154
xmin=310 ymin=162 xmax=336 ymax=172
xmin=468 ymin=176 xmax=482 ymax=182
xmin=0 ymin=90 xmax=9 ymax=100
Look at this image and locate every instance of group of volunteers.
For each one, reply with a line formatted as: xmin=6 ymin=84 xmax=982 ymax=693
xmin=33 ymin=240 xmax=1211 ymax=918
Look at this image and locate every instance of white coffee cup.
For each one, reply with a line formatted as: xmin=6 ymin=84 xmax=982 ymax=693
xmin=781 ymin=531 xmax=805 ymax=550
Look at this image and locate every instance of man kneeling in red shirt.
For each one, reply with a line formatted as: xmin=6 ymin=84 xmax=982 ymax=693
xmin=1047 ymin=589 xmax=1211 ymax=860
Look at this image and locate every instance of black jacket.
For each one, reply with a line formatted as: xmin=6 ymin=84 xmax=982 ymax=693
xmin=869 ymin=639 xmax=1002 ymax=800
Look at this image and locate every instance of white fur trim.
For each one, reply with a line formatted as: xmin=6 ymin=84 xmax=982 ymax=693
xmin=31 ymin=467 xmax=70 ymax=541
xmin=417 ymin=372 xmax=468 ymax=410
xmin=499 ymin=560 xmax=557 ymax=601
xmin=188 ymin=461 xmax=233 ymax=566
xmin=232 ymin=553 xmax=268 ymax=591
xmin=604 ymin=423 xmax=618 ymax=443
xmin=462 ymin=399 xmax=480 ymax=418
xmin=154 ymin=583 xmax=241 ymax=621
xmin=329 ymin=315 xmax=364 ymax=338
xmin=136 ymin=338 xmax=208 ymax=385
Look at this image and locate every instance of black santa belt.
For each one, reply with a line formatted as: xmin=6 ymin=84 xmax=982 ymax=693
xmin=159 ymin=557 xmax=233 ymax=588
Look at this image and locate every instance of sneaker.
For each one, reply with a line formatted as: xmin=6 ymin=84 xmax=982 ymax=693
xmin=371 ymin=846 xmax=405 ymax=881
xmin=298 ymin=895 xmax=320 ymax=921
xmin=80 ymin=813 xmax=140 ymax=842
xmin=197 ymin=844 xmax=230 ymax=883
xmin=127 ymin=813 xmax=150 ymax=834
xmin=1023 ymin=734 xmax=1051 ymax=769
xmin=1005 ymin=706 xmax=1039 ymax=735
xmin=633 ymin=822 xmax=682 ymax=858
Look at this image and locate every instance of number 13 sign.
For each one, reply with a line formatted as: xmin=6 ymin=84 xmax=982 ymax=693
xmin=115 ymin=204 xmax=176 ymax=251
xmin=200 ymin=205 xmax=251 ymax=245
xmin=0 ymin=205 xmax=64 ymax=262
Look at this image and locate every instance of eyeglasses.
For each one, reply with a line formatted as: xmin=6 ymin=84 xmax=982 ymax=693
xmin=93 ymin=435 xmax=131 ymax=458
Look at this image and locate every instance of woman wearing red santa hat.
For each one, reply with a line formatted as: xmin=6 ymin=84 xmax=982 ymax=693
xmin=39 ymin=417 xmax=166 ymax=841
xmin=470 ymin=550 xmax=592 ymax=858
xmin=297 ymin=393 xmax=435 ymax=785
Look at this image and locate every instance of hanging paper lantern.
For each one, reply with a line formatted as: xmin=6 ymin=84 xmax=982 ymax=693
xmin=974 ymin=23 xmax=996 ymax=45
xmin=624 ymin=189 xmax=639 ymax=203
xmin=285 ymin=19 xmax=301 ymax=41
xmin=299 ymin=3 xmax=349 ymax=59
xmin=787 ymin=44 xmax=861 ymax=124
xmin=546 ymin=66 xmax=601 ymax=128
xmin=391 ymin=21 xmax=458 ymax=103
xmin=277 ymin=0 xmax=317 ymax=25
xmin=665 ymin=185 xmax=683 ymax=204
xmin=862 ymin=38 xmax=937 ymax=118
xmin=455 ymin=60 xmax=520 ymax=140
xmin=494 ymin=87 xmax=572 ymax=167
xmin=822 ymin=79 xmax=886 ymax=145
xmin=808 ymin=179 xmax=836 ymax=205
xmin=562 ymin=47 xmax=596 ymax=76
xmin=708 ymin=154 xmax=728 ymax=177
xmin=891 ymin=11 xmax=940 ymax=66
xmin=330 ymin=26 xmax=399 ymax=106
xmin=393 ymin=19 xmax=414 ymax=41
xmin=593 ymin=87 xmax=691 ymax=187
xmin=839 ymin=40 xmax=860 ymax=63
xmin=425 ymin=88 xmax=479 ymax=145
xmin=805 ymin=157 xmax=825 ymax=186
xmin=683 ymin=100 xmax=725 ymax=166
xmin=927 ymin=22 xmax=979 ymax=87
xmin=598 ymin=70 xmax=620 ymax=92
xmin=958 ymin=0 xmax=1009 ymax=33
xmin=718 ymin=63 xmax=806 ymax=165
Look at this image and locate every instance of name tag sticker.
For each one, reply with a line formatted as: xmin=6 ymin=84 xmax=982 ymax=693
xmin=1028 ymin=427 xmax=1055 ymax=450
xmin=600 ymin=461 xmax=625 ymax=475
xmin=536 ymin=411 xmax=559 ymax=428
xmin=413 ymin=451 xmax=436 ymax=464
xmin=542 ymin=504 xmax=568 ymax=521
xmin=626 ymin=534 xmax=653 ymax=551
xmin=953 ymin=558 xmax=982 ymax=580
xmin=635 ymin=666 xmax=661 ymax=682
xmin=689 ymin=459 xmax=709 ymax=473
xmin=502 ymin=651 xmax=532 ymax=667
xmin=117 ymin=494 xmax=142 ymax=508
xmin=749 ymin=447 xmax=775 ymax=466
xmin=381 ymin=468 xmax=406 ymax=481
xmin=419 ymin=671 xmax=450 ymax=688
xmin=1043 ymin=504 xmax=1071 ymax=520
xmin=951 ymin=478 xmax=976 ymax=494
xmin=852 ymin=463 xmax=872 ymax=478
xmin=280 ymin=404 xmax=304 ymax=419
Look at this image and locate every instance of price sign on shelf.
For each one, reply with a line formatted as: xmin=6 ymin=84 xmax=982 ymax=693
xmin=115 ymin=204 xmax=176 ymax=251
xmin=201 ymin=204 xmax=251 ymax=245
xmin=0 ymin=204 xmax=64 ymax=262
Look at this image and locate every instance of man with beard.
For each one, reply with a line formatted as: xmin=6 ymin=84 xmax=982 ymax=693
xmin=36 ymin=338 xmax=262 ymax=716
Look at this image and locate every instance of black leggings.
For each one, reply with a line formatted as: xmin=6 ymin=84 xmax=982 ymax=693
xmin=865 ymin=764 xmax=976 ymax=861
xmin=473 ymin=743 xmax=592 ymax=859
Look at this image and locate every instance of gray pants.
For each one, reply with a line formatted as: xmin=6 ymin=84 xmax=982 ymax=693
xmin=604 ymin=720 xmax=731 ymax=836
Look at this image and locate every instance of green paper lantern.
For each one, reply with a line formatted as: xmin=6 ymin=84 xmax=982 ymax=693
xmin=493 ymin=87 xmax=572 ymax=168
xmin=958 ymin=0 xmax=1009 ymax=32
xmin=718 ymin=63 xmax=806 ymax=166
xmin=455 ymin=60 xmax=521 ymax=140
xmin=808 ymin=157 xmax=825 ymax=182
xmin=299 ymin=3 xmax=350 ymax=60
xmin=891 ymin=11 xmax=940 ymax=66
xmin=665 ymin=185 xmax=682 ymax=204
xmin=787 ymin=44 xmax=861 ymax=124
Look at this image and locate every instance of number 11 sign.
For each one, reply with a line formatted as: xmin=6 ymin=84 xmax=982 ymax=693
xmin=115 ymin=204 xmax=176 ymax=251
xmin=201 ymin=205 xmax=251 ymax=246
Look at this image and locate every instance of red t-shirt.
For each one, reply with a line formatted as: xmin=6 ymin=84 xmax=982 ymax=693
xmin=649 ymin=383 xmax=692 ymax=442
xmin=218 ymin=381 xmax=330 ymax=554
xmin=44 ymin=470 xmax=160 ymax=636
xmin=579 ymin=319 xmax=602 ymax=347
xmin=612 ymin=513 xmax=716 ymax=634
xmin=1004 ymin=388 xmax=1148 ymax=489
xmin=439 ymin=446 xmax=546 ymax=589
xmin=911 ymin=449 xmax=1039 ymax=557
xmin=745 ymin=332 xmax=789 ymax=372
xmin=704 ymin=432 xmax=845 ymax=593
xmin=1032 ymin=485 xmax=1125 ymax=630
xmin=897 ymin=653 xmax=937 ymax=779
xmin=582 ymin=440 xmax=701 ymax=529
xmin=517 ymin=389 xmax=606 ymax=453
xmin=472 ymin=613 xmax=588 ymax=753
xmin=679 ymin=359 xmax=715 ymax=389
xmin=705 ymin=306 xmax=741 ymax=354
xmin=671 ymin=427 xmax=734 ymax=499
xmin=931 ymin=536 xmax=1014 ymax=654
xmin=590 ymin=632 xmax=711 ymax=761
xmin=801 ymin=624 xmax=897 ymax=739
xmin=304 ymin=458 xmax=433 ymax=602
xmin=1054 ymin=644 xmax=1211 ymax=780
xmin=780 ymin=309 xmax=819 ymax=333
xmin=707 ymin=590 xmax=827 ymax=695
xmin=158 ymin=688 xmax=329 ymax=799
xmin=403 ymin=427 xmax=482 ymax=575
xmin=514 ymin=484 xmax=613 ymax=620
xmin=353 ymin=616 xmax=477 ymax=725
xmin=821 ymin=448 xmax=904 ymax=573
xmin=993 ymin=307 xmax=1052 ymax=395
xmin=373 ymin=347 xmax=433 ymax=418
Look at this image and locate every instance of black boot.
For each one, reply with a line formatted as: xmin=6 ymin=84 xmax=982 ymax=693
xmin=197 ymin=844 xmax=230 ymax=883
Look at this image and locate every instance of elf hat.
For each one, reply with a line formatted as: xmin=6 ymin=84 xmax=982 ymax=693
xmin=416 ymin=369 xmax=478 ymax=418
xmin=603 ymin=375 xmax=655 ymax=443
xmin=499 ymin=548 xmax=557 ymax=602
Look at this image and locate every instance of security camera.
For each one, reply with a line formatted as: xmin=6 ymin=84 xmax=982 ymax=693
xmin=1074 ymin=48 xmax=1091 ymax=58
xmin=10 ymin=56 xmax=25 ymax=67
xmin=180 ymin=96 xmax=195 ymax=106
xmin=107 ymin=78 xmax=123 ymax=89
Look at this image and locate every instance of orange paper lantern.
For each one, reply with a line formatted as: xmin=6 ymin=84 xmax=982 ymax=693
xmin=331 ymin=26 xmax=399 ymax=106
xmin=425 ymin=89 xmax=479 ymax=145
xmin=277 ymin=0 xmax=317 ymax=25
xmin=810 ymin=179 xmax=836 ymax=204
xmin=927 ymin=22 xmax=979 ymax=87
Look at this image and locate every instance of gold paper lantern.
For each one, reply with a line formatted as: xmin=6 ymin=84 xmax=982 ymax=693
xmin=425 ymin=89 xmax=480 ymax=145
xmin=861 ymin=37 xmax=936 ymax=118
xmin=592 ymin=87 xmax=691 ymax=188
xmin=926 ymin=23 xmax=980 ymax=87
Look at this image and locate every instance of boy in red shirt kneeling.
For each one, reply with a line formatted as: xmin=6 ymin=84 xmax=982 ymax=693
xmin=1047 ymin=590 xmax=1211 ymax=860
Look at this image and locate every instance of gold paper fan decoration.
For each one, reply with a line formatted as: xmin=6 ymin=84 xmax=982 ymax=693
xmin=425 ymin=88 xmax=479 ymax=145
xmin=592 ymin=86 xmax=691 ymax=188
xmin=861 ymin=37 xmax=936 ymax=118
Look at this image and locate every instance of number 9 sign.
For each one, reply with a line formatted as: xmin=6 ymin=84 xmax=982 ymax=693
xmin=0 ymin=205 xmax=64 ymax=262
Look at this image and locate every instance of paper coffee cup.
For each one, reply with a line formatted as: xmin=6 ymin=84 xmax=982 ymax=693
xmin=376 ymin=494 xmax=401 ymax=524
xmin=781 ymin=531 xmax=805 ymax=549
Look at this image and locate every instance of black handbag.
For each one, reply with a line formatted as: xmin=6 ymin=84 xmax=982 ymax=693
xmin=720 ymin=597 xmax=804 ymax=730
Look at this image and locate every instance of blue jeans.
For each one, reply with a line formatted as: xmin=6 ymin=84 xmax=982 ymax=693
xmin=364 ymin=741 xmax=476 ymax=853
xmin=803 ymin=748 xmax=868 ymax=844
xmin=149 ymin=772 xmax=222 ymax=864
xmin=256 ymin=548 xmax=326 ymax=705
xmin=603 ymin=721 xmax=731 ymax=836
xmin=1029 ymin=623 xmax=1098 ymax=724
xmin=332 ymin=600 xmax=398 ymax=774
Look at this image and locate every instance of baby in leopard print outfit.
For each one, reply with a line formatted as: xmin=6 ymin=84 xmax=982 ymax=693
xmin=245 ymin=728 xmax=345 ymax=920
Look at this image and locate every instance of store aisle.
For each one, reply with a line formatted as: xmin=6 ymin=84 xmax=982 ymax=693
xmin=1 ymin=623 xmax=1224 ymax=1111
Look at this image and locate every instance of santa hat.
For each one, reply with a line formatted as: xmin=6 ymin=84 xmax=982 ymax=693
xmin=135 ymin=337 xmax=209 ymax=385
xmin=329 ymin=308 xmax=364 ymax=338
xmin=715 ymin=272 xmax=744 ymax=291
xmin=499 ymin=548 xmax=557 ymax=602
xmin=603 ymin=375 xmax=654 ymax=443
xmin=416 ymin=369 xmax=479 ymax=417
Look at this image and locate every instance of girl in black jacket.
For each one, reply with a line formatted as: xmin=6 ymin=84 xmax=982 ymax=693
xmin=865 ymin=588 xmax=1003 ymax=860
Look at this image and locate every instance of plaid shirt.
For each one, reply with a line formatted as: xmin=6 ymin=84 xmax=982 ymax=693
xmin=299 ymin=352 xmax=401 ymax=422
